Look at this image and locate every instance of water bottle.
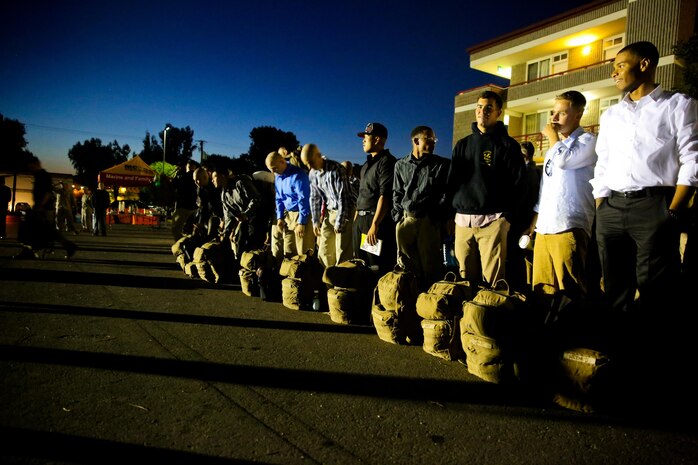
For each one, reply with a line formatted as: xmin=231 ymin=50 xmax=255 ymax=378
xmin=443 ymin=235 xmax=457 ymax=268
xmin=312 ymin=290 xmax=321 ymax=311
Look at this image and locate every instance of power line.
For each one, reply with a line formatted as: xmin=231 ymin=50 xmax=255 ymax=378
xmin=22 ymin=122 xmax=248 ymax=152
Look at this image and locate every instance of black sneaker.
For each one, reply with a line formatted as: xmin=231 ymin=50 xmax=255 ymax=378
xmin=65 ymin=243 xmax=78 ymax=259
xmin=13 ymin=248 xmax=37 ymax=259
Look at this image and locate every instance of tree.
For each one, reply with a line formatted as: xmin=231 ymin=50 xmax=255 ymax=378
xmin=245 ymin=126 xmax=299 ymax=170
xmin=673 ymin=34 xmax=698 ymax=99
xmin=138 ymin=125 xmax=196 ymax=168
xmin=138 ymin=131 xmax=162 ymax=165
xmin=0 ymin=113 xmax=34 ymax=172
xmin=68 ymin=138 xmax=129 ymax=188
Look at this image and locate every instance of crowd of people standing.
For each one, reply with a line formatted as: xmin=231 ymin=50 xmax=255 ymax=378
xmin=168 ymin=42 xmax=696 ymax=343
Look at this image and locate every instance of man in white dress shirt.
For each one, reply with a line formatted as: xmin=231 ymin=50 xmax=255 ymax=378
xmin=526 ymin=90 xmax=597 ymax=301
xmin=590 ymin=41 xmax=698 ymax=315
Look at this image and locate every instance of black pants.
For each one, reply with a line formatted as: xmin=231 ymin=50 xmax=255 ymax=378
xmin=352 ymin=213 xmax=396 ymax=276
xmin=595 ymin=190 xmax=681 ymax=314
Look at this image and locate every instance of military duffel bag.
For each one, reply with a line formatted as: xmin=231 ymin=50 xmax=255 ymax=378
xmin=416 ymin=272 xmax=475 ymax=320
xmin=371 ymin=263 xmax=422 ymax=344
xmin=281 ymin=277 xmax=314 ymax=310
xmin=421 ymin=316 xmax=464 ymax=362
xmin=239 ymin=268 xmax=259 ymax=297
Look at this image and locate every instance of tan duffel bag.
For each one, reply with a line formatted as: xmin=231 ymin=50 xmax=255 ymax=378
xmin=460 ymin=280 xmax=527 ymax=384
xmin=421 ymin=316 xmax=464 ymax=362
xmin=281 ymin=277 xmax=313 ymax=310
xmin=322 ymin=259 xmax=375 ymax=290
xmin=240 ymin=248 xmax=275 ymax=273
xmin=552 ymin=347 xmax=612 ymax=413
xmin=328 ymin=287 xmax=368 ymax=325
xmin=239 ymin=268 xmax=259 ymax=297
xmin=416 ymin=272 xmax=475 ymax=320
xmin=371 ymin=263 xmax=422 ymax=344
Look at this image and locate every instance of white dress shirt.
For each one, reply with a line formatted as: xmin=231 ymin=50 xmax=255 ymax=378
xmin=534 ymin=127 xmax=597 ymax=236
xmin=590 ymin=85 xmax=698 ymax=198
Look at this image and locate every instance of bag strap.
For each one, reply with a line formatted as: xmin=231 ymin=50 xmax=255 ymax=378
xmin=444 ymin=271 xmax=458 ymax=282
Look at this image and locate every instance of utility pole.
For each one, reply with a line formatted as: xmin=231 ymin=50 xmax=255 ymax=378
xmin=197 ymin=140 xmax=207 ymax=163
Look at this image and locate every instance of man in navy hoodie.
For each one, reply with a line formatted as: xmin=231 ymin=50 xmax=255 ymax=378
xmin=446 ymin=90 xmax=527 ymax=287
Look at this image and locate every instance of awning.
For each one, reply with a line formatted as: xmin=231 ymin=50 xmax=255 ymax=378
xmin=98 ymin=156 xmax=156 ymax=187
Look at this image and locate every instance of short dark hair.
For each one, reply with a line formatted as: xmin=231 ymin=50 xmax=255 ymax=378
xmin=520 ymin=141 xmax=535 ymax=158
xmin=556 ymin=90 xmax=586 ymax=112
xmin=619 ymin=41 xmax=659 ymax=68
xmin=410 ymin=125 xmax=433 ymax=139
xmin=478 ymin=90 xmax=503 ymax=109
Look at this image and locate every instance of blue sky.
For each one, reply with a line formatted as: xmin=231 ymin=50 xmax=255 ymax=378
xmin=1 ymin=0 xmax=592 ymax=173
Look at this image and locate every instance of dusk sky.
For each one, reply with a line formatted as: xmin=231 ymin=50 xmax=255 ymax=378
xmin=2 ymin=0 xmax=593 ymax=173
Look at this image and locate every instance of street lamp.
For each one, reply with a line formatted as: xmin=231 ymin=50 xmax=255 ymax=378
xmin=163 ymin=124 xmax=172 ymax=176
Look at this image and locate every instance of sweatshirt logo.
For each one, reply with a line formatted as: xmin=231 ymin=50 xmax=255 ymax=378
xmin=482 ymin=150 xmax=493 ymax=166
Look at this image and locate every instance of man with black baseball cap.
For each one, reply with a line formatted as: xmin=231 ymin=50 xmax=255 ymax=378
xmin=353 ymin=122 xmax=397 ymax=274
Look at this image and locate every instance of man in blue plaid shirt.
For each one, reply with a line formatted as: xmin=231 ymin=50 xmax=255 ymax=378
xmin=300 ymin=143 xmax=355 ymax=268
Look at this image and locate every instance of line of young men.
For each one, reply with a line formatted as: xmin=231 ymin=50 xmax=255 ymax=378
xmin=264 ymin=41 xmax=698 ymax=324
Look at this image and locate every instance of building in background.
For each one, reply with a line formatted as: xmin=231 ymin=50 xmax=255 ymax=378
xmin=453 ymin=0 xmax=697 ymax=163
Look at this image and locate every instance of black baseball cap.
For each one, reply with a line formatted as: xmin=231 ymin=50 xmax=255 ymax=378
xmin=357 ymin=122 xmax=388 ymax=139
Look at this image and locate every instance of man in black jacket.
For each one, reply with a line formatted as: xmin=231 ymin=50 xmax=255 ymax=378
xmin=392 ymin=126 xmax=450 ymax=289
xmin=446 ymin=90 xmax=527 ymax=287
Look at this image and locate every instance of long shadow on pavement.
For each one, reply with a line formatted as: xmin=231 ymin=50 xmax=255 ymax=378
xmin=0 ymin=267 xmax=219 ymax=290
xmin=0 ymin=426 xmax=260 ymax=465
xmin=1 ymin=344 xmax=696 ymax=433
xmin=0 ymin=301 xmax=377 ymax=335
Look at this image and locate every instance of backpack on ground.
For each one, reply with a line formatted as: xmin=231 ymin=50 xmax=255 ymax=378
xmin=421 ymin=316 xmax=465 ymax=361
xmin=193 ymin=240 xmax=233 ymax=284
xmin=415 ymin=272 xmax=475 ymax=320
xmin=239 ymin=247 xmax=279 ymax=300
xmin=371 ymin=261 xmax=422 ymax=344
xmin=460 ymin=280 xmax=528 ymax=384
xmin=323 ymin=259 xmax=376 ymax=325
xmin=540 ymin=297 xmax=617 ymax=413
xmin=551 ymin=347 xmax=612 ymax=413
xmin=172 ymin=233 xmax=204 ymax=271
xmin=280 ymin=250 xmax=324 ymax=310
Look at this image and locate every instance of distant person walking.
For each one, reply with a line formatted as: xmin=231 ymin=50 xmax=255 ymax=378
xmin=55 ymin=181 xmax=80 ymax=235
xmin=0 ymin=177 xmax=11 ymax=239
xmin=81 ymin=187 xmax=94 ymax=233
xmin=92 ymin=182 xmax=110 ymax=236
xmin=171 ymin=160 xmax=199 ymax=241
xmin=14 ymin=156 xmax=77 ymax=258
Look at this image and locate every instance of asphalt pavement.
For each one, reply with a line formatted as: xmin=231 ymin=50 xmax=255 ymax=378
xmin=0 ymin=222 xmax=696 ymax=465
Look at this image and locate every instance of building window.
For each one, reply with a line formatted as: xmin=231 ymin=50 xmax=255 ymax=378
xmin=527 ymin=52 xmax=568 ymax=81
xmin=603 ymin=34 xmax=625 ymax=61
xmin=551 ymin=52 xmax=568 ymax=74
xmin=524 ymin=111 xmax=549 ymax=135
xmin=600 ymin=97 xmax=620 ymax=117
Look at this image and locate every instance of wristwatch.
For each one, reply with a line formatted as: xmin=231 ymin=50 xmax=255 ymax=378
xmin=667 ymin=209 xmax=681 ymax=220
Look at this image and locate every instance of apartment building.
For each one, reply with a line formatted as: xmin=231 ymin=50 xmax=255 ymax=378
xmin=453 ymin=0 xmax=697 ymax=161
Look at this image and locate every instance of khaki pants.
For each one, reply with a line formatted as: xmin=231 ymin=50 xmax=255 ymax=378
xmin=532 ymin=228 xmax=589 ymax=299
xmin=454 ymin=217 xmax=510 ymax=286
xmin=395 ymin=216 xmax=443 ymax=287
xmin=283 ymin=210 xmax=316 ymax=258
xmin=317 ymin=210 xmax=353 ymax=268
